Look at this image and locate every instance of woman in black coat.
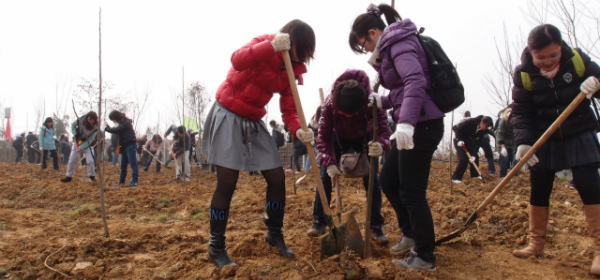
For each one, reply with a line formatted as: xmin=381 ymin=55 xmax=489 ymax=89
xmin=510 ymin=24 xmax=600 ymax=275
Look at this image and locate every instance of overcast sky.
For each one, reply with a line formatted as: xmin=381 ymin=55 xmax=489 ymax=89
xmin=0 ymin=0 xmax=594 ymax=139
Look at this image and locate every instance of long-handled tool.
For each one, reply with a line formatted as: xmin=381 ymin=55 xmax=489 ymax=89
xmin=436 ymin=93 xmax=587 ymax=245
xmin=334 ymin=177 xmax=343 ymax=223
xmin=461 ymin=145 xmax=485 ymax=183
xmin=364 ymin=103 xmax=379 ymax=258
xmin=296 ymin=88 xmax=325 ymax=186
xmin=290 ymin=138 xmax=297 ymax=194
xmin=142 ymin=147 xmax=171 ymax=168
xmin=282 ymin=50 xmax=363 ymax=258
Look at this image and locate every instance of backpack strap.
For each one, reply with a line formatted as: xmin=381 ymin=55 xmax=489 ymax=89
xmin=571 ymin=49 xmax=585 ymax=78
xmin=520 ymin=72 xmax=533 ymax=91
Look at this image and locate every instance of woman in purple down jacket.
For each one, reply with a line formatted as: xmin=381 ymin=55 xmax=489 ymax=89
xmin=308 ymin=69 xmax=391 ymax=244
xmin=349 ymin=4 xmax=444 ymax=270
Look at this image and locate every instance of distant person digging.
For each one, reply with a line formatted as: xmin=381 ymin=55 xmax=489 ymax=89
xmin=105 ymin=110 xmax=138 ymax=187
xmin=171 ymin=126 xmax=191 ymax=181
xmin=60 ymin=111 xmax=99 ymax=183
xmin=451 ymin=115 xmax=493 ymax=183
xmin=39 ymin=117 xmax=59 ymax=170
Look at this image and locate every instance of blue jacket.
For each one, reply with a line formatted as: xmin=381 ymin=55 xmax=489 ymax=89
xmin=39 ymin=125 xmax=56 ymax=150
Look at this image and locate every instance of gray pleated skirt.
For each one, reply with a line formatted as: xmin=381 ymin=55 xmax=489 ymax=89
xmin=536 ymin=130 xmax=600 ymax=170
xmin=201 ymin=102 xmax=281 ymax=171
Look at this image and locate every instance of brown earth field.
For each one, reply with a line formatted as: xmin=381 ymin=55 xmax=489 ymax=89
xmin=0 ymin=161 xmax=597 ymax=279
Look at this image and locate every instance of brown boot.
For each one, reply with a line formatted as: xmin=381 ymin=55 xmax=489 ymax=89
xmin=583 ymin=205 xmax=600 ymax=276
xmin=513 ymin=206 xmax=549 ymax=258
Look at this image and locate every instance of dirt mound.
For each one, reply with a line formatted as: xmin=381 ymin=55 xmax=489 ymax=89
xmin=0 ymin=161 xmax=596 ymax=279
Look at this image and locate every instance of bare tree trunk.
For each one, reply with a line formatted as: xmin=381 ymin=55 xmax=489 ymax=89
xmin=97 ymin=7 xmax=110 ymax=238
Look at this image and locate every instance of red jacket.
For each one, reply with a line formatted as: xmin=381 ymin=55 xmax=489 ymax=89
xmin=216 ymin=34 xmax=306 ymax=135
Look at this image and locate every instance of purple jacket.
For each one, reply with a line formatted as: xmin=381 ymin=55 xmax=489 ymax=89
xmin=317 ymin=69 xmax=392 ymax=167
xmin=378 ymin=19 xmax=444 ymax=126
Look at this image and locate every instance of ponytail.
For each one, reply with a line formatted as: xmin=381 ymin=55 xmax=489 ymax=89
xmin=349 ymin=3 xmax=401 ymax=53
xmin=377 ymin=4 xmax=401 ymax=26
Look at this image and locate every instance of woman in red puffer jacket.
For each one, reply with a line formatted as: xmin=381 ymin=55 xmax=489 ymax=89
xmin=201 ymin=19 xmax=315 ymax=267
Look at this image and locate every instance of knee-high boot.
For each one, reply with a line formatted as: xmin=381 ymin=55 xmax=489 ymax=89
xmin=264 ymin=200 xmax=294 ymax=257
xmin=583 ymin=205 xmax=600 ymax=275
xmin=513 ymin=206 xmax=549 ymax=258
xmin=208 ymin=208 xmax=236 ymax=267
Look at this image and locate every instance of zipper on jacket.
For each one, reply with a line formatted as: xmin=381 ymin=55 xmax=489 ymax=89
xmin=549 ymin=79 xmax=565 ymax=139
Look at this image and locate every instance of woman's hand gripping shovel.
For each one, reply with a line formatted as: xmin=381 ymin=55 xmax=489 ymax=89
xmin=436 ymin=92 xmax=587 ymax=245
xmin=282 ymin=50 xmax=363 ymax=259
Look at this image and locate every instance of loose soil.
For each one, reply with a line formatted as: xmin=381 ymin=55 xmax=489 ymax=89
xmin=0 ymin=161 xmax=596 ymax=279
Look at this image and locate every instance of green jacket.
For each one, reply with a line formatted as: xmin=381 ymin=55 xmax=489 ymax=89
xmin=495 ymin=118 xmax=514 ymax=148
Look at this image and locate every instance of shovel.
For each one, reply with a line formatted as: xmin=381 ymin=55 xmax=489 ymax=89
xmin=363 ymin=103 xmax=379 ymax=258
xmin=142 ymin=147 xmax=171 ymax=168
xmin=281 ymin=50 xmax=363 ymax=258
xmin=436 ymin=93 xmax=587 ymax=245
xmin=461 ymin=145 xmax=485 ymax=183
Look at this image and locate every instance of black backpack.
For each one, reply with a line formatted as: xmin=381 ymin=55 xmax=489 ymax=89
xmin=272 ymin=129 xmax=285 ymax=148
xmin=386 ymin=28 xmax=464 ymax=113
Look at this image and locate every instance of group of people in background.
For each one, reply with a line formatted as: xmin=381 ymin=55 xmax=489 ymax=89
xmin=4 ymin=3 xmax=600 ymax=276
xmin=11 ymin=108 xmax=204 ymax=188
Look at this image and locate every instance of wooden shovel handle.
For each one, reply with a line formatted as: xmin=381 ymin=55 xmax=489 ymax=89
xmin=364 ymin=104 xmax=379 ymax=258
xmin=461 ymin=145 xmax=483 ymax=178
xmin=281 ymin=50 xmax=333 ymax=218
xmin=334 ymin=178 xmax=343 ymax=223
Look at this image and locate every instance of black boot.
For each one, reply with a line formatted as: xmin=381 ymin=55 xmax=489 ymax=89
xmin=208 ymin=208 xmax=236 ymax=267
xmin=264 ymin=200 xmax=294 ymax=258
xmin=60 ymin=176 xmax=72 ymax=183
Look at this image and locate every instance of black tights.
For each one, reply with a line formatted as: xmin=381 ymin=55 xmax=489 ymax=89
xmin=530 ymin=164 xmax=600 ymax=206
xmin=210 ymin=166 xmax=286 ymax=226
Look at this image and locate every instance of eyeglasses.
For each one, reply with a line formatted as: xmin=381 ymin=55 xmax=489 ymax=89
xmin=359 ymin=38 xmax=368 ymax=53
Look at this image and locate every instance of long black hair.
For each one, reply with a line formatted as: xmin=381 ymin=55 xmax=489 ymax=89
xmin=527 ymin=24 xmax=562 ymax=51
xmin=349 ymin=4 xmax=401 ymax=54
xmin=280 ymin=19 xmax=315 ymax=63
xmin=108 ymin=110 xmax=125 ymax=122
xmin=43 ymin=117 xmax=53 ymax=127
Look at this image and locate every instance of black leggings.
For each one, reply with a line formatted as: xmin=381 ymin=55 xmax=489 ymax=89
xmin=530 ymin=164 xmax=600 ymax=206
xmin=380 ymin=119 xmax=443 ymax=264
xmin=210 ymin=166 xmax=286 ymax=226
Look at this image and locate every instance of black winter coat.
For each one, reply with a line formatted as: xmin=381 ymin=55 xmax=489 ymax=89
xmin=453 ymin=116 xmax=483 ymax=148
xmin=511 ymin=43 xmax=600 ymax=146
xmin=105 ymin=118 xmax=136 ymax=148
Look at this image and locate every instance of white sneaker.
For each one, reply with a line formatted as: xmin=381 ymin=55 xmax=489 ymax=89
xmin=390 ymin=236 xmax=416 ymax=255
xmin=393 ymin=252 xmax=436 ymax=271
xmin=451 ymin=179 xmax=462 ymax=184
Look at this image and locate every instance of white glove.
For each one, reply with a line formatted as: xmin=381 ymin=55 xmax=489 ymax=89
xmin=500 ymin=146 xmax=508 ymax=157
xmin=296 ymin=128 xmax=314 ymax=144
xmin=271 ymin=33 xmax=290 ymax=52
xmin=457 ymin=141 xmax=465 ymax=147
xmin=368 ymin=93 xmax=383 ymax=109
xmin=581 ymin=76 xmax=600 ymax=99
xmin=368 ymin=141 xmax=383 ymax=157
xmin=327 ymin=165 xmax=342 ymax=178
xmin=390 ymin=123 xmax=414 ymax=150
xmin=516 ymin=144 xmax=539 ymax=167
xmin=469 ymin=156 xmax=476 ymax=162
